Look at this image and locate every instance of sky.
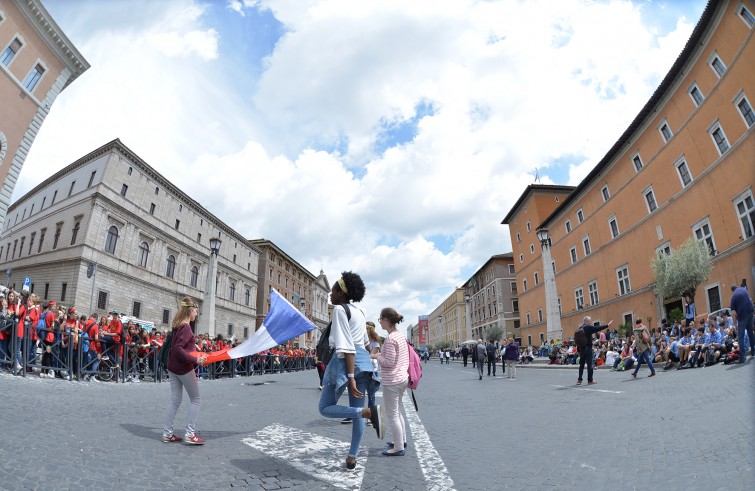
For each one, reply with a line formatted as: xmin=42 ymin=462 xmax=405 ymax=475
xmin=17 ymin=0 xmax=707 ymax=336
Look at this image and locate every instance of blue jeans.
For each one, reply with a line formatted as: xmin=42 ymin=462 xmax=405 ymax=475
xmin=319 ymin=372 xmax=368 ymax=458
xmin=633 ymin=348 xmax=655 ymax=375
xmin=736 ymin=311 xmax=753 ymax=357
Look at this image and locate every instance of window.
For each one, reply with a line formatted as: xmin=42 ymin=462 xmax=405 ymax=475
xmin=657 ymin=242 xmax=671 ymax=257
xmin=523 ymin=279 xmax=528 ymax=292
xmin=551 ymin=260 xmax=556 ymax=275
xmin=38 ymin=228 xmax=45 ymax=253
xmin=88 ymin=171 xmax=96 ymax=187
xmin=127 ymin=166 xmax=132 ymax=176
xmin=52 ymin=190 xmax=57 ymax=204
xmin=138 ymin=241 xmax=149 ymax=267
xmin=530 ymin=244 xmax=535 ymax=254
xmin=609 ymin=216 xmax=620 ymax=238
xmin=245 ymin=289 xmax=250 ymax=306
xmin=588 ymin=280 xmax=599 ymax=305
xmin=104 ymin=225 xmax=118 ymax=254
xmin=70 ymin=221 xmax=80 ymax=245
xmin=1 ymin=38 xmax=22 ymax=66
xmin=577 ymin=209 xmax=584 ymax=223
xmin=516 ymin=233 xmax=520 ymax=243
xmin=709 ymin=123 xmax=730 ymax=155
xmin=190 ymin=266 xmax=199 ymax=287
xmin=558 ymin=297 xmax=562 ymax=315
xmin=166 ymin=255 xmax=176 ymax=278
xmin=739 ymin=4 xmax=755 ymax=26
xmin=601 ymin=185 xmax=610 ymax=202
xmin=508 ymin=264 xmax=515 ymax=274
xmin=97 ymin=291 xmax=108 ymax=310
xmin=693 ymin=219 xmax=716 ymax=255
xmin=53 ymin=224 xmax=62 ymax=249
xmin=537 ymin=309 xmax=543 ymax=322
xmin=197 ymin=233 xmax=202 ymax=243
xmin=228 ymin=324 xmax=234 ymax=337
xmin=44 ymin=283 xmax=49 ymax=300
xmin=155 ymin=187 xmax=159 ymax=195
xmin=644 ymin=187 xmax=657 ymax=213
xmin=617 ymin=265 xmax=631 ymax=296
xmin=149 ymin=203 xmax=155 ymax=215
xmin=175 ymin=219 xmax=180 ymax=230
xmin=736 ymin=95 xmax=755 ymax=127
xmin=120 ymin=184 xmax=128 ymax=197
xmin=162 ymin=309 xmax=170 ymax=324
xmin=570 ymin=246 xmax=577 ymax=264
xmin=519 ymin=253 xmax=524 ymax=263
xmin=575 ymin=287 xmax=584 ymax=309
xmin=512 ymin=299 xmax=519 ymax=312
xmin=18 ymin=236 xmax=24 ymax=258
xmin=734 ymin=190 xmax=755 ymax=239
xmin=709 ymin=54 xmax=726 ymax=78
xmin=706 ymin=284 xmax=722 ymax=312
xmin=28 ymin=233 xmax=35 ymax=255
xmin=534 ymin=271 xmax=539 ymax=285
xmin=526 ymin=221 xmax=531 ymax=232
xmin=229 ymin=282 xmax=236 ymax=301
xmin=510 ymin=281 xmax=517 ymax=293
xmin=565 ymin=220 xmax=572 ymax=233
xmin=133 ymin=301 xmax=142 ymax=318
xmin=676 ymin=157 xmax=692 ymax=187
xmin=659 ymin=121 xmax=673 ymax=143
xmin=689 ymin=84 xmax=704 ymax=107
xmin=582 ymin=236 xmax=591 ymax=256
xmin=22 ymin=63 xmax=45 ymax=92
xmin=632 ymin=153 xmax=643 ymax=172
xmin=526 ymin=312 xmax=531 ymax=325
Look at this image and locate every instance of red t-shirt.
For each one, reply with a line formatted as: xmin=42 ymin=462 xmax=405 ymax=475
xmin=16 ymin=304 xmax=27 ymax=338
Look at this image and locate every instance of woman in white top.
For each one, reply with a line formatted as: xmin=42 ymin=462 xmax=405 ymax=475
xmin=372 ymin=307 xmax=410 ymax=456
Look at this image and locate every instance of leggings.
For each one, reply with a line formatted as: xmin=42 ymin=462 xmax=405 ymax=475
xmin=163 ymin=369 xmax=201 ymax=438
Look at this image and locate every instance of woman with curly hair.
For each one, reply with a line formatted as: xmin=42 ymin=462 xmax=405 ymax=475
xmin=318 ymin=271 xmax=383 ymax=470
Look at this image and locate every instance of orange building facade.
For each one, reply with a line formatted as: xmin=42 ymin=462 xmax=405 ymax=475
xmin=0 ymin=0 xmax=89 ymax=227
xmin=504 ymin=1 xmax=755 ymax=346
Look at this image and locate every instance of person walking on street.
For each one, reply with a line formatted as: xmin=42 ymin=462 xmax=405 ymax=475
xmin=504 ymin=338 xmax=519 ymax=379
xmin=372 ymin=308 xmax=409 ymax=456
xmin=162 ymin=297 xmax=208 ymax=445
xmin=730 ymin=284 xmax=754 ymax=363
xmin=576 ymin=316 xmax=613 ymax=385
xmin=475 ymin=339 xmax=486 ymax=380
xmin=486 ymin=340 xmax=497 ymax=376
xmin=461 ymin=344 xmax=469 ymax=367
xmin=318 ymin=272 xmax=384 ymax=471
xmin=631 ymin=319 xmax=656 ymax=378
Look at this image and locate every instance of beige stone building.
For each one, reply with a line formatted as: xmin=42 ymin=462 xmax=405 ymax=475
xmin=0 ymin=139 xmax=259 ymax=337
xmin=428 ymin=287 xmax=467 ymax=348
xmin=463 ymin=253 xmax=520 ymax=343
xmin=250 ymin=239 xmax=330 ymax=348
xmin=0 ymin=0 xmax=89 ymax=227
xmin=504 ymin=0 xmax=755 ymax=346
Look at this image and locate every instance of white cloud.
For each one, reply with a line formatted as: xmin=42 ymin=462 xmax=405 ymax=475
xmin=18 ymin=0 xmax=700 ymax=330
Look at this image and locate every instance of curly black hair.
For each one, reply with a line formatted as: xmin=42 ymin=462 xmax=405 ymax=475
xmin=341 ymin=271 xmax=366 ymax=303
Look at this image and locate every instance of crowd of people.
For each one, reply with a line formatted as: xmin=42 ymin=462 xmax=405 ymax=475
xmin=0 ymin=287 xmax=316 ymax=382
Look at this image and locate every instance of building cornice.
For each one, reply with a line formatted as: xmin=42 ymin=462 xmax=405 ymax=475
xmin=14 ymin=0 xmax=90 ymax=88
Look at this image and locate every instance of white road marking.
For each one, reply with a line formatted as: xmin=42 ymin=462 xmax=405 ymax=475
xmin=403 ymin=393 xmax=457 ymax=491
xmin=242 ymin=424 xmax=365 ymax=490
xmin=551 ymin=384 xmax=623 ymax=394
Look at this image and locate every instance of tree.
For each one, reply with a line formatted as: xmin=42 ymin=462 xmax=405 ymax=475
xmin=434 ymin=340 xmax=451 ymax=351
xmin=483 ymin=324 xmax=504 ymax=342
xmin=651 ymin=238 xmax=713 ymax=304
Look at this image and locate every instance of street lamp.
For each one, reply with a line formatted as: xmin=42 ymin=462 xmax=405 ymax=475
xmin=199 ymin=237 xmax=222 ymax=337
xmin=536 ymin=228 xmax=562 ymax=343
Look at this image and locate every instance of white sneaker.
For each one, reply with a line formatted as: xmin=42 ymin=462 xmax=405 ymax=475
xmin=132 ymin=377 xmax=141 ymax=383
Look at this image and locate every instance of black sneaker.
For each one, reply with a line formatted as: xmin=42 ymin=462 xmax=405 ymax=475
xmin=368 ymin=405 xmax=385 ymax=439
xmin=340 ymin=418 xmax=352 ymax=425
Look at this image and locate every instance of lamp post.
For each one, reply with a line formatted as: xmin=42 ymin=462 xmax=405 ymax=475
xmin=200 ymin=237 xmax=222 ymax=337
xmin=536 ymin=228 xmax=562 ymax=343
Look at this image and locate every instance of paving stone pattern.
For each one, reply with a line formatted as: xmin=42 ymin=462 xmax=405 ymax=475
xmin=0 ymin=358 xmax=752 ymax=490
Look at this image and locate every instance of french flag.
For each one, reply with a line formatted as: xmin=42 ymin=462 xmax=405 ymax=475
xmin=227 ymin=288 xmax=316 ymax=359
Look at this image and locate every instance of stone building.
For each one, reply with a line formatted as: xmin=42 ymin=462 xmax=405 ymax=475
xmin=0 ymin=0 xmax=89 ymax=227
xmin=503 ymin=1 xmax=755 ymax=346
xmin=0 ymin=139 xmax=259 ymax=337
xmin=250 ymin=239 xmax=330 ymax=348
xmin=463 ymin=252 xmax=520 ymax=343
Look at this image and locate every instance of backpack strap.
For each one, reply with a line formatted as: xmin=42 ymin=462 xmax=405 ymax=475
xmin=341 ymin=303 xmax=351 ymax=321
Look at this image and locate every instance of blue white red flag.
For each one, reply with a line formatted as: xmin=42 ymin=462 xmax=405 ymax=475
xmin=227 ymin=289 xmax=315 ymax=359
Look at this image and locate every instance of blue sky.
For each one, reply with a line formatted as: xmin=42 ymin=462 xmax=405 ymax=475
xmin=21 ymin=0 xmax=707 ymax=330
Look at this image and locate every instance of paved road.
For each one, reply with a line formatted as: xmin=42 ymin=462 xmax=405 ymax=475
xmin=0 ymin=358 xmax=753 ymax=490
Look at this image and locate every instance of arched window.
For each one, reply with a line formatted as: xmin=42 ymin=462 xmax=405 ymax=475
xmin=104 ymin=225 xmax=119 ymax=254
xmin=166 ymin=254 xmax=176 ymax=278
xmin=138 ymin=241 xmax=149 ymax=267
xmin=229 ymin=282 xmax=236 ymax=301
xmin=245 ymin=288 xmax=250 ymax=306
xmin=190 ymin=265 xmax=199 ymax=288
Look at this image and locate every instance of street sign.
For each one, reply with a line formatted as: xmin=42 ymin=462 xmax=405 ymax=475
xmin=22 ymin=276 xmax=31 ymax=292
xmin=87 ymin=262 xmax=95 ymax=278
xmin=5 ymin=268 xmax=11 ymax=277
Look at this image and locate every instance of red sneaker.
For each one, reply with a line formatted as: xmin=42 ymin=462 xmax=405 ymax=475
xmin=161 ymin=434 xmax=182 ymax=443
xmin=184 ymin=434 xmax=205 ymax=445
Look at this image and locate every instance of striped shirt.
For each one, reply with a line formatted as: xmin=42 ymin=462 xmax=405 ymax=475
xmin=377 ymin=330 xmax=409 ymax=385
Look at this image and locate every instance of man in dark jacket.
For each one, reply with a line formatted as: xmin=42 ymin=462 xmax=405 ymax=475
xmin=577 ymin=316 xmax=613 ymax=385
xmin=730 ymin=284 xmax=754 ymax=363
xmin=461 ymin=345 xmax=469 ymax=367
xmin=486 ymin=340 xmax=498 ymax=376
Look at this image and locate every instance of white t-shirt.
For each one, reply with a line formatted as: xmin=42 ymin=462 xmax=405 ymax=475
xmin=329 ymin=304 xmax=367 ymax=356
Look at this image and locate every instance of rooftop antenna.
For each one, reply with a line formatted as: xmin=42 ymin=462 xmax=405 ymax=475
xmin=533 ymin=167 xmax=540 ymax=183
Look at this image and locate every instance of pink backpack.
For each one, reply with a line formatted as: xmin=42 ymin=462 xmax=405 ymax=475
xmin=406 ymin=340 xmax=422 ymax=390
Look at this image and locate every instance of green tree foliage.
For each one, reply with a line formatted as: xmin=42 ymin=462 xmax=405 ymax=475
xmin=484 ymin=324 xmax=504 ymax=342
xmin=651 ymin=238 xmax=712 ymax=304
xmin=434 ymin=341 xmax=451 ymax=351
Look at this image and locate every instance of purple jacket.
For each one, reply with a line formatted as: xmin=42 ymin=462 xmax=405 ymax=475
xmin=504 ymin=342 xmax=520 ymax=361
xmin=167 ymin=323 xmax=198 ymax=375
